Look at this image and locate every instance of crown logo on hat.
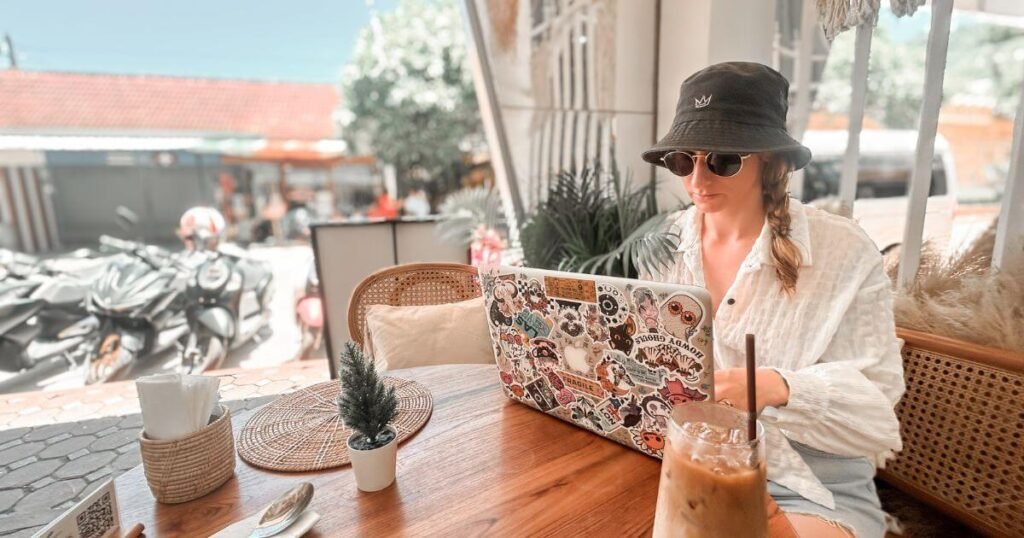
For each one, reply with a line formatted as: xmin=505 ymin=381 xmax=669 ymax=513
xmin=694 ymin=95 xmax=712 ymax=109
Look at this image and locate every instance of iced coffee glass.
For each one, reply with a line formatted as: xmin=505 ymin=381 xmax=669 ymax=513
xmin=652 ymin=401 xmax=767 ymax=538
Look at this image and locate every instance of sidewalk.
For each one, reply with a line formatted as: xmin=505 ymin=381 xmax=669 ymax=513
xmin=0 ymin=360 xmax=331 ymax=537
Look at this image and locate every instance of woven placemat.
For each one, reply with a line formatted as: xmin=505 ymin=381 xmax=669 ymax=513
xmin=237 ymin=377 xmax=432 ymax=472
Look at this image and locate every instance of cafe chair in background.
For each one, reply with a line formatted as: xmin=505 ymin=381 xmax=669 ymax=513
xmin=347 ymin=263 xmax=482 ymax=347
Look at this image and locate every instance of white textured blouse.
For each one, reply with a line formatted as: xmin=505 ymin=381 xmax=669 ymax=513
xmin=644 ymin=198 xmax=905 ymax=509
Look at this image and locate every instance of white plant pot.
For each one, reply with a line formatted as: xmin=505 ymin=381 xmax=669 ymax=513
xmin=347 ymin=426 xmax=398 ymax=492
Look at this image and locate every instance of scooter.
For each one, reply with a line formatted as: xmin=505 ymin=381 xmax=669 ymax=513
xmin=0 ymin=251 xmax=107 ymax=389
xmin=294 ymin=261 xmax=323 ymax=360
xmin=179 ymin=231 xmax=273 ymax=374
xmin=84 ymin=236 xmax=191 ymax=384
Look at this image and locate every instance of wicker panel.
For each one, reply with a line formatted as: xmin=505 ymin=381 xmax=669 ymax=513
xmin=139 ymin=405 xmax=235 ymax=504
xmin=236 ymin=377 xmax=432 ymax=472
xmin=348 ymin=263 xmax=482 ymax=347
xmin=881 ymin=340 xmax=1024 ymax=537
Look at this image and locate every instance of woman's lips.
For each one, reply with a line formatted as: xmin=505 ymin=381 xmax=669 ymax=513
xmin=691 ymin=193 xmax=720 ymax=202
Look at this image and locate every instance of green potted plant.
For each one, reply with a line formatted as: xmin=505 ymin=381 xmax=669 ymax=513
xmin=519 ymin=165 xmax=682 ymax=278
xmin=337 ymin=341 xmax=400 ymax=492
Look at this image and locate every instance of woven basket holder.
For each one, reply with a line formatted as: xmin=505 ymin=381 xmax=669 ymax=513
xmin=139 ymin=404 xmax=235 ymax=504
xmin=237 ymin=377 xmax=432 ymax=472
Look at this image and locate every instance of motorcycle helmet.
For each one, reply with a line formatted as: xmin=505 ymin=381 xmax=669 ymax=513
xmin=179 ymin=207 xmax=226 ymax=251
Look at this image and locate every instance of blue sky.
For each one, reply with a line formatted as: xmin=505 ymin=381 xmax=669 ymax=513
xmin=2 ymin=0 xmax=399 ymax=83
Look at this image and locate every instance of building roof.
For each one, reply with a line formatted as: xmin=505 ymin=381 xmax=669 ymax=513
xmin=0 ymin=70 xmax=339 ymax=140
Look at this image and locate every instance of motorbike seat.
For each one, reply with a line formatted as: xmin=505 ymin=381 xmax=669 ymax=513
xmin=0 ymin=299 xmax=43 ymax=337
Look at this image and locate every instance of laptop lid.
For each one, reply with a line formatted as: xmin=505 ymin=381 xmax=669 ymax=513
xmin=480 ymin=265 xmax=714 ymax=459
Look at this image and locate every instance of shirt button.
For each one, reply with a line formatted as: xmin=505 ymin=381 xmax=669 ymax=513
xmin=727 ymin=298 xmax=736 ymax=305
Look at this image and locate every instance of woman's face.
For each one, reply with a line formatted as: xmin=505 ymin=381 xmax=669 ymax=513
xmin=682 ymin=152 xmax=764 ymax=213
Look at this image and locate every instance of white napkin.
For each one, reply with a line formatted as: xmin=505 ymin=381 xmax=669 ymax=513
xmin=136 ymin=373 xmax=221 ymax=441
xmin=209 ymin=510 xmax=321 ymax=538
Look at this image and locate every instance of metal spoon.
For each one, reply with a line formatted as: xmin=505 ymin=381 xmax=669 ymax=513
xmin=249 ymin=482 xmax=314 ymax=538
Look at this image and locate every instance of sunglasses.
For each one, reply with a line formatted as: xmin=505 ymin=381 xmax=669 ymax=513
xmin=661 ymin=151 xmax=752 ymax=178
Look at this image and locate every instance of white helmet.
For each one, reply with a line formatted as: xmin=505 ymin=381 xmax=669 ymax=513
xmin=179 ymin=207 xmax=225 ymax=249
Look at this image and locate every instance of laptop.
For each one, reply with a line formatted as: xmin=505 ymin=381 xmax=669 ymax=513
xmin=479 ymin=266 xmax=714 ymax=459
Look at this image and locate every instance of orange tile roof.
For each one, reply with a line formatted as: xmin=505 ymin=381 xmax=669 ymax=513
xmin=0 ymin=70 xmax=339 ymax=140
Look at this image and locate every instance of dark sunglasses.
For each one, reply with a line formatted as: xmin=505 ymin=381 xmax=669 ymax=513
xmin=661 ymin=151 xmax=751 ymax=178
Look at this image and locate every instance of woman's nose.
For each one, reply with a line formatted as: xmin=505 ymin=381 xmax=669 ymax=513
xmin=690 ymin=158 xmax=713 ymax=189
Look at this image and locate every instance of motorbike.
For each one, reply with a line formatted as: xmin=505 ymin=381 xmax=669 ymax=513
xmin=179 ymin=231 xmax=273 ymax=374
xmin=0 ymin=250 xmax=107 ymax=389
xmin=294 ymin=261 xmax=323 ymax=360
xmin=84 ymin=236 xmax=191 ymax=384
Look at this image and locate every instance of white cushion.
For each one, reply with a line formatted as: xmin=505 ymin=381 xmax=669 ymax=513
xmin=363 ymin=297 xmax=494 ymax=370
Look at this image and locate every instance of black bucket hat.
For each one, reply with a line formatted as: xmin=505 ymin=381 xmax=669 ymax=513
xmin=642 ymin=62 xmax=812 ymax=171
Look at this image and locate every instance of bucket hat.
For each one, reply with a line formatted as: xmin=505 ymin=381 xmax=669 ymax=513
xmin=642 ymin=62 xmax=812 ymax=171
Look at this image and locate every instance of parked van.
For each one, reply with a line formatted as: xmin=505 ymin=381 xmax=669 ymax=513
xmin=800 ymin=130 xmax=958 ymax=253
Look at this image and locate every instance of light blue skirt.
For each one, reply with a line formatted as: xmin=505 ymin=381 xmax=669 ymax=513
xmin=769 ymin=441 xmax=887 ymax=538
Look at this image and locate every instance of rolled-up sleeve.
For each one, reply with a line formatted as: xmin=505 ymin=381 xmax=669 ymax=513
xmin=768 ymin=262 xmax=905 ymax=460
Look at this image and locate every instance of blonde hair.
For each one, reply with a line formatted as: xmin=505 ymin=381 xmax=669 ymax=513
xmin=760 ymin=155 xmax=802 ymax=294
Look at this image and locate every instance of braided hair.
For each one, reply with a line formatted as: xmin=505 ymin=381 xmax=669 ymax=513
xmin=760 ymin=155 xmax=802 ymax=294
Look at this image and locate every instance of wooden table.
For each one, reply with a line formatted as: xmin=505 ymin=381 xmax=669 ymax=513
xmin=115 ymin=364 xmax=662 ymax=536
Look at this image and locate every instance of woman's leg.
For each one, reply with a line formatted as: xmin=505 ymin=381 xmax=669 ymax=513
xmin=787 ymin=513 xmax=856 ymax=537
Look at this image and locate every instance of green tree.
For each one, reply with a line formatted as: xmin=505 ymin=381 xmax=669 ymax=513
xmin=338 ymin=0 xmax=484 ymax=197
xmin=816 ymin=23 xmax=925 ymax=129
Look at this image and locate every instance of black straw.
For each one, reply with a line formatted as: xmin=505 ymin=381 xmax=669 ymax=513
xmin=745 ymin=333 xmax=757 ymax=443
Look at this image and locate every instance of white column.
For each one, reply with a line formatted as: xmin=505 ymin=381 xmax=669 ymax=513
xmin=898 ymin=0 xmax=954 ymax=289
xmin=993 ymin=73 xmax=1024 ymax=273
xmin=654 ymin=0 xmax=778 ymax=210
xmin=838 ymin=24 xmax=874 ymax=218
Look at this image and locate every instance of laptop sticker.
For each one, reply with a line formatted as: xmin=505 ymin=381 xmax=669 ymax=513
xmin=595 ymin=355 xmax=636 ymax=397
xmin=659 ymin=293 xmax=705 ymax=341
xmin=524 ymin=377 xmax=560 ymax=412
xmin=595 ymin=283 xmax=628 ymax=325
xmin=632 ymin=287 xmax=661 ymax=333
xmin=608 ymin=316 xmax=637 ymax=355
xmin=544 ymin=275 xmax=597 ymax=303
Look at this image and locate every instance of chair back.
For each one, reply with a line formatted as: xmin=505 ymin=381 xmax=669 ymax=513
xmin=880 ymin=328 xmax=1024 ymax=538
xmin=347 ymin=262 xmax=482 ymax=348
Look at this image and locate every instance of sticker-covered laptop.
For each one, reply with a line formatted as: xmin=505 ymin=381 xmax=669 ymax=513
xmin=480 ymin=266 xmax=714 ymax=459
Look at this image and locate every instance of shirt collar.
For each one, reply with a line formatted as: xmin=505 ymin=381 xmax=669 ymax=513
xmin=675 ymin=198 xmax=813 ymax=268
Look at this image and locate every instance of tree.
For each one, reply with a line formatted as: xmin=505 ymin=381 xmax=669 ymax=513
xmin=816 ymin=10 xmax=1024 ymax=128
xmin=338 ymin=0 xmax=484 ymax=198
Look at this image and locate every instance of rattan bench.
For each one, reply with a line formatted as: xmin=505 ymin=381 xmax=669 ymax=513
xmin=880 ymin=328 xmax=1024 ymax=537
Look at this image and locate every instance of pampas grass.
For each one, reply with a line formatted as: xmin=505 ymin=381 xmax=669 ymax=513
xmin=885 ymin=223 xmax=1024 ymax=353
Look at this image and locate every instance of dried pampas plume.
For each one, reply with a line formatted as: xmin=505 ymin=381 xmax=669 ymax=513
xmin=885 ymin=222 xmax=1024 ymax=354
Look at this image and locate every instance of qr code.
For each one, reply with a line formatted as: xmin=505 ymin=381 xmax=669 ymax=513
xmin=75 ymin=491 xmax=115 ymax=538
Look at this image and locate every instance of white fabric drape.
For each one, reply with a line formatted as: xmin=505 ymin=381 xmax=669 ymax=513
xmin=817 ymin=0 xmax=927 ymax=41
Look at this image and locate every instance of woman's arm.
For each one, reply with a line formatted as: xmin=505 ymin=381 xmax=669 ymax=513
xmin=763 ymin=261 xmax=905 ymax=459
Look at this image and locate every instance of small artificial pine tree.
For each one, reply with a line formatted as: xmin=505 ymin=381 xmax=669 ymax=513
xmin=337 ymin=341 xmax=399 ymax=450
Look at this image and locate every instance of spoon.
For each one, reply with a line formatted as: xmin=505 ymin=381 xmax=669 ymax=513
xmin=249 ymin=482 xmax=314 ymax=538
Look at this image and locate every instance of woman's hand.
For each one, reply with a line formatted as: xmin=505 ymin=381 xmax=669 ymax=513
xmin=713 ymin=367 xmax=790 ymax=415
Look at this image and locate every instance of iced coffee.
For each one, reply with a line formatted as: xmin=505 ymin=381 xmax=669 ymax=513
xmin=652 ymin=402 xmax=767 ymax=538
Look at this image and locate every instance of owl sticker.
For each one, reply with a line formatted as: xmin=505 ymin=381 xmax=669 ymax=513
xmin=659 ymin=293 xmax=704 ymax=341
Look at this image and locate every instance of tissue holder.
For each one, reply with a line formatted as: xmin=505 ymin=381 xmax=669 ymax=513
xmin=139 ymin=404 xmax=235 ymax=504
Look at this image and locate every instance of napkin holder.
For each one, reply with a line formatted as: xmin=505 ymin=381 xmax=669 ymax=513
xmin=139 ymin=404 xmax=235 ymax=504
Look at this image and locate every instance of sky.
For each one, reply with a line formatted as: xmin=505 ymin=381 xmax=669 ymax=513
xmin=2 ymin=0 xmax=399 ymax=83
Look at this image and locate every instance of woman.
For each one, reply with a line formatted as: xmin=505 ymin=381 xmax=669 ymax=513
xmin=641 ymin=62 xmax=904 ymax=537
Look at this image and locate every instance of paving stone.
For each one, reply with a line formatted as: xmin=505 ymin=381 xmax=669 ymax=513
xmin=85 ymin=468 xmax=111 ymax=482
xmin=44 ymin=432 xmax=72 ymax=445
xmin=95 ymin=426 xmax=120 ymax=438
xmin=9 ymin=527 xmax=43 ymax=538
xmin=0 ymin=489 xmax=22 ymax=512
xmin=0 ymin=439 xmax=21 ymax=451
xmin=9 ymin=456 xmax=38 ymax=470
xmin=67 ymin=448 xmax=90 ymax=460
xmin=116 ymin=443 xmax=136 ymax=454
xmin=0 ymin=443 xmax=43 ymax=467
xmin=21 ymin=424 xmax=68 ymax=443
xmin=118 ymin=414 xmax=144 ymax=429
xmin=29 ymin=476 xmax=54 ymax=490
xmin=111 ymin=450 xmax=140 ymax=472
xmin=63 ymin=416 xmax=121 ymax=437
xmin=54 ymin=452 xmax=115 ymax=480
xmin=90 ymin=429 xmax=139 ymax=452
xmin=0 ymin=460 xmax=61 ymax=488
xmin=0 ymin=510 xmax=61 ymax=535
xmin=15 ymin=479 xmax=85 ymax=512
xmin=38 ymin=436 xmax=95 ymax=459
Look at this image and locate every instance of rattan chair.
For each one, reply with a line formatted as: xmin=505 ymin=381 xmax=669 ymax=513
xmin=879 ymin=328 xmax=1024 ymax=537
xmin=347 ymin=262 xmax=482 ymax=348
